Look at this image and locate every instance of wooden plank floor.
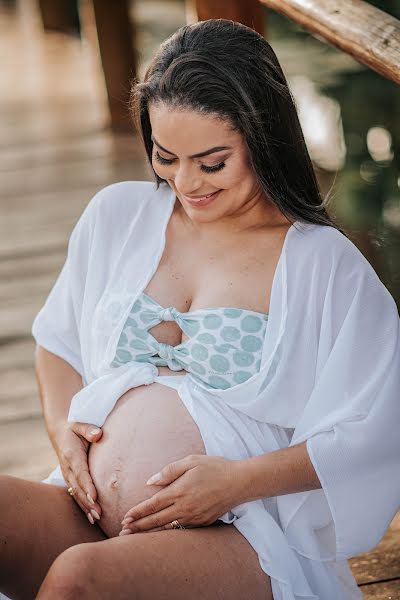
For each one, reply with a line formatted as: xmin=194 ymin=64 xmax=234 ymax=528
xmin=0 ymin=3 xmax=399 ymax=597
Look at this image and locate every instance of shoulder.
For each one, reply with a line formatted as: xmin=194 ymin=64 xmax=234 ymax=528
xmin=289 ymin=221 xmax=374 ymax=275
xmin=68 ymin=180 xmax=173 ymax=254
xmin=89 ymin=180 xmax=172 ymax=219
xmin=289 ymin=221 xmax=397 ymax=313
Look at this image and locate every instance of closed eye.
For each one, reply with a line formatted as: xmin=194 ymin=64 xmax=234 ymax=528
xmin=154 ymin=153 xmax=175 ymax=166
xmin=201 ymin=162 xmax=226 ymax=173
xmin=154 ymin=151 xmax=226 ymax=174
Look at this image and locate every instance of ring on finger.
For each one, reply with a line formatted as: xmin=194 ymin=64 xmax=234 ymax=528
xmin=165 ymin=519 xmax=186 ymax=530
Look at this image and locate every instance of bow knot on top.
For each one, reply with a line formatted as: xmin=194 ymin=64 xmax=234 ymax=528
xmin=112 ymin=291 xmax=269 ymax=389
xmin=157 ymin=342 xmax=176 ymax=360
xmin=159 ymin=306 xmax=179 ymax=322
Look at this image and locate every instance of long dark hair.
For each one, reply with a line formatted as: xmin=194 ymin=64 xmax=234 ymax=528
xmin=130 ymin=18 xmax=344 ymax=233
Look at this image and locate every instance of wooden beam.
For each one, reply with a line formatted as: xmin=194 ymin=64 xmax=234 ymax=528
xmin=259 ymin=0 xmax=400 ymax=84
xmin=38 ymin=0 xmax=79 ymax=33
xmin=89 ymin=0 xmax=137 ymax=132
xmin=194 ymin=0 xmax=265 ymax=36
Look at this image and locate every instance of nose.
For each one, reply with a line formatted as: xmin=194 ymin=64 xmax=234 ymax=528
xmin=173 ymin=163 xmax=202 ymax=195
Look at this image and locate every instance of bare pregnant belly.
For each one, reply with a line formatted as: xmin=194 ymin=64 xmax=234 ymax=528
xmin=88 ymin=373 xmax=207 ymax=538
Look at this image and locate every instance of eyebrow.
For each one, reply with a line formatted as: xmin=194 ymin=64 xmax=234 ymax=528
xmin=151 ymin=135 xmax=232 ymax=158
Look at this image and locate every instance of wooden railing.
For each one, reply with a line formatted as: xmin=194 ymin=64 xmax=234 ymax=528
xmin=37 ymin=0 xmax=400 ymax=129
xmin=259 ymin=0 xmax=400 ymax=84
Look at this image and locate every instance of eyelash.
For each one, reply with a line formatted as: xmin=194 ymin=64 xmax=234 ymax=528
xmin=154 ymin=151 xmax=226 ymax=173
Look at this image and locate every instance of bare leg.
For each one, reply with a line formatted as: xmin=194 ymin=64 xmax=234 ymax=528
xmin=37 ymin=523 xmax=273 ymax=599
xmin=0 ymin=475 xmax=106 ymax=600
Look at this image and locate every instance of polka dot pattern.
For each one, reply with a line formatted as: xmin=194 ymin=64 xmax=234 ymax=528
xmin=214 ymin=343 xmax=233 ymax=354
xmin=111 ymin=291 xmax=269 ymax=389
xmin=203 ymin=314 xmax=223 ymax=329
xmin=233 ymin=351 xmax=254 ymax=367
xmin=191 ymin=344 xmax=209 ymax=361
xmin=209 ymin=375 xmax=230 ymax=390
xmin=223 ymin=308 xmax=242 ymax=319
xmin=233 ymin=371 xmax=252 ymax=384
xmin=221 ymin=326 xmax=241 ymax=342
xmin=119 ymin=332 xmax=128 ymax=346
xmin=197 ymin=333 xmax=216 ymax=344
xmin=241 ymin=315 xmax=263 ymax=333
xmin=131 ymin=300 xmax=141 ymax=313
xmin=190 ymin=361 xmax=206 ymax=375
xmin=129 ymin=338 xmax=147 ymax=351
xmin=210 ymin=354 xmax=230 ymax=373
xmin=116 ymin=349 xmax=133 ymax=362
xmin=241 ymin=335 xmax=262 ymax=353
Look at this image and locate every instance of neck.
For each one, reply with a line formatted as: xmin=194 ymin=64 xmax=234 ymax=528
xmin=175 ymin=193 xmax=286 ymax=241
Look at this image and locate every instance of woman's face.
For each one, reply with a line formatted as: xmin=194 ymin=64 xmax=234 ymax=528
xmin=148 ymin=103 xmax=272 ymax=230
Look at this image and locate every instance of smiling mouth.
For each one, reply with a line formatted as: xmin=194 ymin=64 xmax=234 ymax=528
xmin=183 ymin=190 xmax=221 ymax=202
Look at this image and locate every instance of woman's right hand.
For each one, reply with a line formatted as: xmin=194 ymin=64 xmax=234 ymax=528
xmin=56 ymin=422 xmax=103 ymax=525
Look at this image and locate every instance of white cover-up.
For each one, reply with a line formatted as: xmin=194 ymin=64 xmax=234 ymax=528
xmin=8 ymin=180 xmax=399 ymax=600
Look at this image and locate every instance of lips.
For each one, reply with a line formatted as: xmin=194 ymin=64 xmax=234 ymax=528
xmin=182 ymin=190 xmax=222 ymax=207
xmin=185 ymin=191 xmax=220 ymax=202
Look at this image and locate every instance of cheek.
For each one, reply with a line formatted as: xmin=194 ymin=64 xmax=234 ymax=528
xmin=219 ymin=166 xmax=250 ymax=190
xmin=207 ymin=161 xmax=250 ymax=190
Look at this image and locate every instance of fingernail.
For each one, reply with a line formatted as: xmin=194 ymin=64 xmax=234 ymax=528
xmin=121 ymin=517 xmax=133 ymax=525
xmin=90 ymin=509 xmax=100 ymax=520
xmin=119 ymin=529 xmax=132 ymax=536
xmin=90 ymin=428 xmax=101 ymax=435
xmin=87 ymin=512 xmax=95 ymax=525
xmin=87 ymin=493 xmax=95 ymax=505
xmin=146 ymin=472 xmax=162 ymax=485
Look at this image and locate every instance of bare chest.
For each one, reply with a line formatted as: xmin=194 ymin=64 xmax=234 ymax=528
xmin=141 ymin=215 xmax=291 ymax=346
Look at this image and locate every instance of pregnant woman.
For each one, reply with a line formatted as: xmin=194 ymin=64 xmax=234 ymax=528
xmin=1 ymin=18 xmax=399 ymax=600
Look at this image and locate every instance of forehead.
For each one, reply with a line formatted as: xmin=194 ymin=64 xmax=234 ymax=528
xmin=148 ymin=103 xmax=241 ymax=152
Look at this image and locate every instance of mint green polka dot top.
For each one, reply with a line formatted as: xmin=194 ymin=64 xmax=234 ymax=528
xmin=111 ymin=291 xmax=269 ymax=390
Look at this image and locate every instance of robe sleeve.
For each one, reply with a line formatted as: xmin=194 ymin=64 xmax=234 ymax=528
xmin=277 ymin=232 xmax=400 ymax=561
xmin=31 ymin=190 xmax=101 ymax=376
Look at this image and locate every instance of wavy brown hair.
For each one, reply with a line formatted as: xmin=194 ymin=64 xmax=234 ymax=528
xmin=130 ymin=18 xmax=344 ymax=233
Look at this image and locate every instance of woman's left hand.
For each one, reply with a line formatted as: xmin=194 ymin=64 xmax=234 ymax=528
xmin=119 ymin=455 xmax=246 ymax=535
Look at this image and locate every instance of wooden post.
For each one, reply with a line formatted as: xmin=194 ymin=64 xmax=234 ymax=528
xmin=259 ymin=0 xmax=400 ymax=84
xmin=38 ymin=0 xmax=79 ymax=33
xmin=194 ymin=0 xmax=265 ymax=36
xmin=89 ymin=0 xmax=137 ymax=132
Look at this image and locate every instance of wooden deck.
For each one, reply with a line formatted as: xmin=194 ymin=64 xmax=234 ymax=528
xmin=0 ymin=3 xmax=399 ymax=597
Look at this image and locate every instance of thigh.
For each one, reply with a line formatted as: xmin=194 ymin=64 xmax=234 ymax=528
xmin=38 ymin=523 xmax=273 ymax=600
xmin=0 ymin=474 xmax=106 ymax=600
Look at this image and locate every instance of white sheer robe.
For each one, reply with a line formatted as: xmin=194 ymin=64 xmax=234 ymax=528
xmin=10 ymin=180 xmax=398 ymax=600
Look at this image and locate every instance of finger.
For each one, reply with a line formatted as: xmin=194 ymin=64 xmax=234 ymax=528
xmin=119 ymin=525 xmax=166 ymax=536
xmin=122 ymin=493 xmax=172 ymax=523
xmin=68 ymin=446 xmax=101 ymax=512
xmin=146 ymin=455 xmax=197 ymax=486
xmin=75 ymin=463 xmax=101 ymax=509
xmin=74 ymin=464 xmax=102 ymax=517
xmin=66 ymin=471 xmax=101 ymax=525
xmin=71 ymin=422 xmax=103 ymax=443
xmin=119 ymin=522 xmax=200 ymax=536
xmin=120 ymin=504 xmax=177 ymax=534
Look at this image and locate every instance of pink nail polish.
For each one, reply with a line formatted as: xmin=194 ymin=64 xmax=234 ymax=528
xmin=119 ymin=529 xmax=132 ymax=536
xmin=87 ymin=493 xmax=95 ymax=505
xmin=121 ymin=517 xmax=133 ymax=525
xmin=91 ymin=509 xmax=100 ymax=520
xmin=87 ymin=512 xmax=95 ymax=525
